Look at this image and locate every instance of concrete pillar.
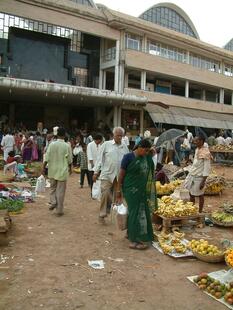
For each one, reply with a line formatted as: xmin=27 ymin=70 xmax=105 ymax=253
xmin=220 ymin=61 xmax=224 ymax=74
xmin=114 ymin=40 xmax=120 ymax=92
xmin=202 ymin=89 xmax=206 ymax=101
xmin=99 ymin=69 xmax=103 ymax=90
xmin=185 ymin=80 xmax=189 ymax=98
xmin=124 ymin=72 xmax=128 ymax=88
xmin=118 ymin=63 xmax=125 ymax=93
xmin=140 ymin=109 xmax=144 ymax=135
xmin=99 ymin=38 xmax=105 ymax=89
xmin=141 ymin=71 xmax=146 ymax=90
xmin=232 ymin=92 xmax=233 ymax=105
xmin=142 ymin=34 xmax=147 ymax=52
xmin=118 ymin=106 xmax=122 ymax=126
xmin=103 ymin=70 xmax=106 ymax=90
xmin=220 ymin=88 xmax=224 ymax=104
xmin=113 ymin=106 xmax=118 ymax=127
xmin=186 ymin=51 xmax=190 ymax=64
xmin=9 ymin=103 xmax=15 ymax=127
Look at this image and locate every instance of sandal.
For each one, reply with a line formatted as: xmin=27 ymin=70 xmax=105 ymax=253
xmin=129 ymin=242 xmax=148 ymax=250
xmin=129 ymin=242 xmax=138 ymax=249
xmin=135 ymin=243 xmax=148 ymax=250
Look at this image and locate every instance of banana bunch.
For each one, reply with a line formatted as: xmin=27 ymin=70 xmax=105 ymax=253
xmin=156 ymin=180 xmax=183 ymax=196
xmin=158 ymin=231 xmax=187 ymax=254
xmin=205 ymin=175 xmax=226 ymax=194
xmin=160 ymin=243 xmax=174 ymax=254
xmin=156 ymin=196 xmax=198 ymax=217
xmin=205 ymin=183 xmax=223 ymax=194
xmin=173 ymin=243 xmax=186 ymax=254
xmin=212 ymin=211 xmax=233 ymax=223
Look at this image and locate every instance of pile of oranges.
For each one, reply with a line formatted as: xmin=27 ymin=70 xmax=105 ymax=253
xmin=225 ymin=248 xmax=233 ymax=267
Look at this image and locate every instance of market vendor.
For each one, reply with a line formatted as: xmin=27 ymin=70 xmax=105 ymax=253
xmin=183 ymin=135 xmax=211 ymax=213
xmin=155 ymin=163 xmax=169 ymax=185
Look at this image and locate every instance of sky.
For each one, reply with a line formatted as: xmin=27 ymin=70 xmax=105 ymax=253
xmin=97 ymin=0 xmax=233 ymax=48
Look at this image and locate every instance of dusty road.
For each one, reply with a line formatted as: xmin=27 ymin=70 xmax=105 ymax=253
xmin=0 ymin=170 xmax=232 ymax=310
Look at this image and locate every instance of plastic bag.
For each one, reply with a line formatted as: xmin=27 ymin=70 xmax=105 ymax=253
xmin=171 ymin=188 xmax=190 ymax=201
xmin=111 ymin=203 xmax=128 ymax=231
xmin=35 ymin=175 xmax=46 ymax=193
xmin=92 ymin=180 xmax=101 ymax=201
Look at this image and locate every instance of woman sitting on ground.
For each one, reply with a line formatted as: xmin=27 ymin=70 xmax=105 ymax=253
xmin=116 ymin=139 xmax=157 ymax=250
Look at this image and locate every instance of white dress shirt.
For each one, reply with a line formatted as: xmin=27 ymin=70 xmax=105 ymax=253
xmin=87 ymin=141 xmax=101 ymax=171
xmin=1 ymin=134 xmax=15 ymax=161
xmin=94 ymin=140 xmax=129 ymax=183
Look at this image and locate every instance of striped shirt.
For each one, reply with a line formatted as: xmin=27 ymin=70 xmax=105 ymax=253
xmin=77 ymin=151 xmax=88 ymax=170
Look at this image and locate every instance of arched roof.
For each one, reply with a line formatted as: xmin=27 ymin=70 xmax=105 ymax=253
xmin=224 ymin=39 xmax=233 ymax=51
xmin=139 ymin=2 xmax=199 ymax=39
xmin=68 ymin=0 xmax=97 ymax=8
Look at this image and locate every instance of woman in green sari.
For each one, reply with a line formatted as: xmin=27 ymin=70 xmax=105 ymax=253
xmin=116 ymin=139 xmax=157 ymax=250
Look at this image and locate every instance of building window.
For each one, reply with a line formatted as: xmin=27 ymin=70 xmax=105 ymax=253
xmin=140 ymin=6 xmax=197 ymax=38
xmin=125 ymin=33 xmax=142 ymax=51
xmin=225 ymin=64 xmax=233 ymax=77
xmin=189 ymin=53 xmax=220 ymax=73
xmin=147 ymin=40 xmax=187 ymax=63
xmin=0 ymin=12 xmax=82 ymax=52
xmin=74 ymin=67 xmax=88 ymax=87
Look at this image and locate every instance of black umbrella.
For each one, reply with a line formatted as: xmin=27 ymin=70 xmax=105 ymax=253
xmin=155 ymin=129 xmax=185 ymax=148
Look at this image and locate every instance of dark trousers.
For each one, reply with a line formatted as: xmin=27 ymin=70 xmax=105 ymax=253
xmin=88 ymin=170 xmax=94 ymax=190
xmin=80 ymin=169 xmax=91 ymax=186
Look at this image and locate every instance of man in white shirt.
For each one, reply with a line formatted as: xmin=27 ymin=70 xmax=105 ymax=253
xmin=93 ymin=127 xmax=129 ymax=223
xmin=122 ymin=132 xmax=130 ymax=147
xmin=184 ymin=135 xmax=211 ymax=213
xmin=1 ymin=130 xmax=15 ymax=162
xmin=87 ymin=133 xmax=103 ymax=190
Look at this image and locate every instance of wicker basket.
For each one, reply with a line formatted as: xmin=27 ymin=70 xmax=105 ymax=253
xmin=192 ymin=250 xmax=225 ymax=263
xmin=210 ymin=216 xmax=233 ymax=227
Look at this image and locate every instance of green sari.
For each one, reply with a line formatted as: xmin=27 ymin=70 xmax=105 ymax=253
xmin=122 ymin=155 xmax=157 ymax=243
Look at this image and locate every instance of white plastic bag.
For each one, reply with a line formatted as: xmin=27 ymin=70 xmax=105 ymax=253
xmin=112 ymin=203 xmax=128 ymax=231
xmin=92 ymin=180 xmax=101 ymax=201
xmin=35 ymin=175 xmax=46 ymax=193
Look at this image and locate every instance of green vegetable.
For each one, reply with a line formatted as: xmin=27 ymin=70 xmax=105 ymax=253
xmin=0 ymin=200 xmax=24 ymax=212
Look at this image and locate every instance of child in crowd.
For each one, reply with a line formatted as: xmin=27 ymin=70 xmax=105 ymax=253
xmin=16 ymin=156 xmax=27 ymax=178
xmin=6 ymin=151 xmax=16 ymax=164
xmin=77 ymin=144 xmax=90 ymax=188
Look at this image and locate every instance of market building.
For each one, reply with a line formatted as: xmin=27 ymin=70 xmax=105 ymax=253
xmin=0 ymin=0 xmax=233 ymax=134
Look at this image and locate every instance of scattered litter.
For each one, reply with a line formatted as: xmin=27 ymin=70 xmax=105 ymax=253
xmin=27 ymin=289 xmax=32 ymax=294
xmin=88 ymin=279 xmax=94 ymax=284
xmin=108 ymin=257 xmax=124 ymax=262
xmin=28 ymin=258 xmax=34 ymax=262
xmin=28 ymin=227 xmax=33 ymax=230
xmin=50 ymin=232 xmax=54 ymax=235
xmin=0 ymin=254 xmax=10 ymax=265
xmin=76 ymin=289 xmax=86 ymax=293
xmin=88 ymin=260 xmax=105 ymax=269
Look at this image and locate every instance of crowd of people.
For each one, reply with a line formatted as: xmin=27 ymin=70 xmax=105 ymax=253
xmin=0 ymin=125 xmax=215 ymax=250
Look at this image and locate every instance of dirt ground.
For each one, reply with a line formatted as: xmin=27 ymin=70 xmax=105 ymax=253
xmin=1 ymin=166 xmax=233 ymax=310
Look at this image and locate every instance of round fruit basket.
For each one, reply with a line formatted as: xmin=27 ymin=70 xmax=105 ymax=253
xmin=210 ymin=215 xmax=233 ymax=227
xmin=192 ymin=250 xmax=225 ymax=263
